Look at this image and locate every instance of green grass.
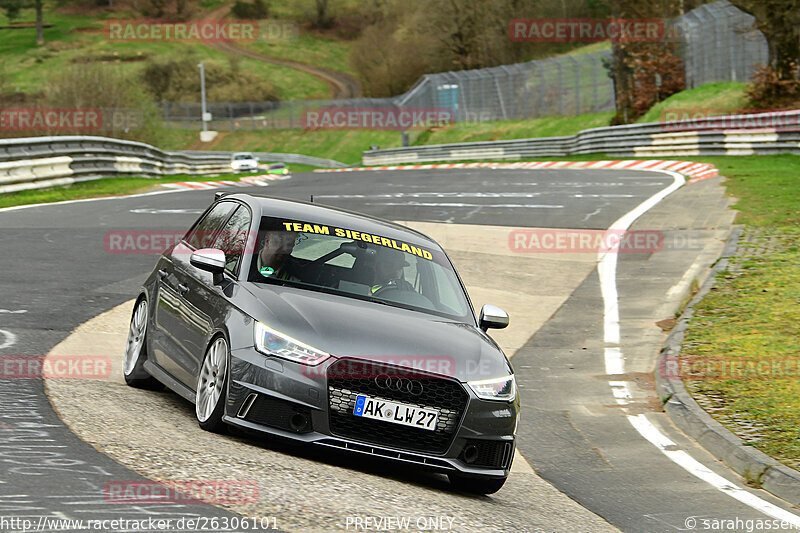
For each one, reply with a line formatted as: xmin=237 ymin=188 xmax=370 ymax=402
xmin=0 ymin=4 xmax=329 ymax=100
xmin=158 ymin=114 xmax=617 ymax=164
xmin=676 ymin=154 xmax=800 ymax=470
xmin=160 ymin=129 xmax=404 ymax=165
xmin=246 ymin=30 xmax=353 ymax=76
xmin=683 ymin=237 xmax=800 ymax=468
xmin=695 ymin=156 xmax=800 ymax=228
xmin=0 ymin=169 xmax=309 ymax=209
xmin=637 ymin=82 xmax=750 ymax=124
xmin=561 ymin=41 xmax=612 ymax=55
xmin=417 ymin=112 xmax=615 ymax=145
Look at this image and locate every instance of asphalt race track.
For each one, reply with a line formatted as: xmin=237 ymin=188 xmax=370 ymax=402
xmin=1 ymin=168 xmax=798 ymax=532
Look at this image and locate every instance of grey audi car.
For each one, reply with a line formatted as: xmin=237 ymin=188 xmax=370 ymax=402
xmin=123 ymin=193 xmax=519 ymax=494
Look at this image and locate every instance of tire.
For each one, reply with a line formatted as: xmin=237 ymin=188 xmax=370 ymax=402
xmin=447 ymin=473 xmax=508 ymax=495
xmin=195 ymin=336 xmax=229 ymax=433
xmin=123 ymin=298 xmax=160 ymax=389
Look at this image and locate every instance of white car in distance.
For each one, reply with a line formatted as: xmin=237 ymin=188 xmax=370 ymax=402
xmin=231 ymin=152 xmax=259 ymax=172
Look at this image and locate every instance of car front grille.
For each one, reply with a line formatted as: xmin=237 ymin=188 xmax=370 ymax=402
xmin=327 ymin=358 xmax=468 ymax=454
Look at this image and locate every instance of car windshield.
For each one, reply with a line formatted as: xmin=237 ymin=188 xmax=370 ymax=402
xmin=233 ymin=154 xmax=254 ymax=160
xmin=249 ymin=217 xmax=473 ymax=322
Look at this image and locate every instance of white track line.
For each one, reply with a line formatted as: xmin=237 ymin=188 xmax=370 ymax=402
xmin=0 ymin=329 xmax=17 ymax=350
xmin=0 ymin=176 xmax=285 ymax=214
xmin=599 ymin=169 xmax=800 ymax=524
xmin=365 ymin=202 xmax=563 ymax=208
xmin=0 ymin=188 xmax=186 ymax=213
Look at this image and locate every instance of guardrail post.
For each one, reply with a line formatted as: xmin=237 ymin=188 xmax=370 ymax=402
xmin=164 ymin=102 xmax=171 ymax=128
xmin=591 ymin=54 xmax=599 ymax=112
xmin=555 ymin=59 xmax=563 ymax=116
xmin=536 ymin=63 xmax=545 ymax=119
xmin=566 ymin=55 xmax=580 ymax=115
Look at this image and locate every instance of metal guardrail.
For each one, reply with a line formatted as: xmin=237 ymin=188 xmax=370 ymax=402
xmin=0 ymin=136 xmax=346 ymax=194
xmin=181 ymin=151 xmax=348 ymax=169
xmin=362 ymin=110 xmax=800 ymax=165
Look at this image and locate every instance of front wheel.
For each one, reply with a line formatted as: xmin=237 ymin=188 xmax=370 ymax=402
xmin=123 ymin=298 xmax=159 ymax=389
xmin=448 ymin=473 xmax=507 ymax=495
xmin=195 ymin=336 xmax=229 ymax=433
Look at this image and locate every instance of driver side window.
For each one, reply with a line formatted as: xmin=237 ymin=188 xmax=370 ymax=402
xmin=185 ymin=202 xmax=237 ymax=250
xmin=212 ymin=205 xmax=251 ymax=276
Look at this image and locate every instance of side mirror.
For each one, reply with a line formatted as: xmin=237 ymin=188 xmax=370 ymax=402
xmin=190 ymin=248 xmax=226 ymax=282
xmin=479 ymin=304 xmax=509 ymax=331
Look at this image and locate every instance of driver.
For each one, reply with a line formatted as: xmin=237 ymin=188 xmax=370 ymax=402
xmin=370 ymin=249 xmax=414 ymax=294
xmin=256 ymin=230 xmax=298 ymax=280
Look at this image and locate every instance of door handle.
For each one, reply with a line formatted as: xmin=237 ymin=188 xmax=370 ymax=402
xmin=178 ymin=283 xmax=189 ymax=294
xmin=158 ymin=269 xmax=168 ymax=279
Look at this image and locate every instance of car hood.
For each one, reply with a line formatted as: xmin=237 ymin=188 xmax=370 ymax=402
xmin=243 ymin=283 xmax=512 ymax=382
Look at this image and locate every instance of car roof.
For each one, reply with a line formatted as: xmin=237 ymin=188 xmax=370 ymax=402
xmin=222 ymin=193 xmax=441 ymax=249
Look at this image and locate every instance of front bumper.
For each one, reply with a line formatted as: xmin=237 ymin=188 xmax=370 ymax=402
xmin=226 ymin=347 xmax=518 ymax=477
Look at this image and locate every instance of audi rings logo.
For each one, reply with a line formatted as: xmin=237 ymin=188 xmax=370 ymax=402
xmin=374 ymin=374 xmax=424 ymax=395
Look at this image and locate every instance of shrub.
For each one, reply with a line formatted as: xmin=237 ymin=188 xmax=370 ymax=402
xmin=746 ymin=62 xmax=800 ymax=109
xmin=609 ymin=43 xmax=685 ymax=125
xmin=231 ymin=0 xmax=268 ymax=20
xmin=141 ymin=56 xmax=279 ymax=102
xmin=40 ymin=64 xmax=166 ymax=145
xmin=0 ymin=0 xmax=23 ymax=23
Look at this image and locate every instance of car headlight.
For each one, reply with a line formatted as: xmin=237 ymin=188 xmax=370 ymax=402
xmin=254 ymin=321 xmax=330 ymax=366
xmin=468 ymin=375 xmax=516 ymax=401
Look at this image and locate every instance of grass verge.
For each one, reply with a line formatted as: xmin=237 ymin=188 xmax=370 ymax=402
xmin=0 ymin=170 xmax=306 ymax=209
xmin=636 ymin=82 xmax=750 ymax=124
xmin=160 ymin=129 xmax=404 ymax=165
xmin=677 ymin=154 xmax=800 ymax=470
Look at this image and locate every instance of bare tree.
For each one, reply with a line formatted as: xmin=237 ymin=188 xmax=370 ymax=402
xmin=729 ymin=0 xmax=800 ymax=82
xmin=604 ymin=0 xmax=685 ymax=123
xmin=35 ymin=0 xmax=43 ymax=45
xmin=314 ymin=0 xmax=332 ymax=28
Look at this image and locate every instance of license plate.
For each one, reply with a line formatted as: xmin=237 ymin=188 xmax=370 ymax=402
xmin=353 ymin=395 xmax=438 ymax=431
